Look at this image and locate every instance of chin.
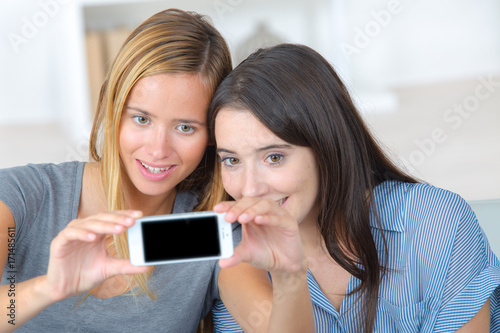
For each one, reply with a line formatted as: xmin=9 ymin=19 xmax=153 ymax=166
xmin=134 ymin=180 xmax=172 ymax=197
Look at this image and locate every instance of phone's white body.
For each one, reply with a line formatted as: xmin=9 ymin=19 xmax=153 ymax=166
xmin=128 ymin=211 xmax=233 ymax=266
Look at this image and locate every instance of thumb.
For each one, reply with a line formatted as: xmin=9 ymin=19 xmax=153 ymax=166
xmin=218 ymin=243 xmax=252 ymax=269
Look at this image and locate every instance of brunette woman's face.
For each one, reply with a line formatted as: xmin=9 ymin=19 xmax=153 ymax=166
xmin=215 ymin=109 xmax=320 ymax=225
xmin=119 ymin=73 xmax=210 ymax=197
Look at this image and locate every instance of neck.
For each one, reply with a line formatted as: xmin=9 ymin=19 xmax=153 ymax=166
xmin=126 ymin=190 xmax=177 ymax=217
xmin=300 ymin=225 xmax=326 ymax=257
xmin=299 ymin=212 xmax=326 ymax=255
xmin=86 ymin=162 xmax=178 ymax=217
xmin=121 ymin=177 xmax=177 ymax=217
xmin=299 ymin=212 xmax=356 ymax=261
xmin=79 ymin=162 xmax=107 ymax=218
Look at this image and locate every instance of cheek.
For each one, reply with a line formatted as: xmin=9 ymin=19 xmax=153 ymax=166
xmin=276 ymin=169 xmax=299 ymax=189
xmin=118 ymin=125 xmax=129 ymax=156
xmin=119 ymin=125 xmax=141 ymax=156
xmin=277 ymin=169 xmax=316 ymax=202
xmin=220 ymin=171 xmax=240 ymax=199
xmin=297 ymin=173 xmax=320 ymax=213
xmin=176 ymin=135 xmax=209 ymax=164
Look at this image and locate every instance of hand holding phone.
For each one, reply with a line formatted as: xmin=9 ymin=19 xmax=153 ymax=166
xmin=214 ymin=198 xmax=306 ymax=273
xmin=128 ymin=211 xmax=233 ymax=266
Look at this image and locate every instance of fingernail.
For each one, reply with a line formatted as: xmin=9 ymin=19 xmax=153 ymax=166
xmin=131 ymin=210 xmax=142 ymax=218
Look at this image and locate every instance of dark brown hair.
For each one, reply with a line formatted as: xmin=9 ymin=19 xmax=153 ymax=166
xmin=208 ymin=43 xmax=417 ymax=332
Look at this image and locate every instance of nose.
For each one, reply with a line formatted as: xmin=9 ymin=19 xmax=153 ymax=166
xmin=240 ymin=166 xmax=269 ymax=198
xmin=145 ymin=127 xmax=173 ymax=159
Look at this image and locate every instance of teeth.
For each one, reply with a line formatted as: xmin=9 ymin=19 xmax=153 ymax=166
xmin=140 ymin=161 xmax=171 ymax=174
xmin=277 ymin=198 xmax=287 ymax=206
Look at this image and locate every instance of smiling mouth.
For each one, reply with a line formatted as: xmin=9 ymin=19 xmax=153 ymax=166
xmin=140 ymin=161 xmax=171 ymax=174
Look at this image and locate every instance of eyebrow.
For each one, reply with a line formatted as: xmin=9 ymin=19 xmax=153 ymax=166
xmin=125 ymin=106 xmax=206 ymax=125
xmin=216 ymin=144 xmax=293 ymax=154
xmin=126 ymin=106 xmax=151 ymax=116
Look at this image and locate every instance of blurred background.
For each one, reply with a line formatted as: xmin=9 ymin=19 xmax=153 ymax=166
xmin=0 ymin=0 xmax=499 ymax=253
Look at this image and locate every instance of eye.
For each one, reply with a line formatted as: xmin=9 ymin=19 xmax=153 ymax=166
xmin=133 ymin=116 xmax=149 ymax=125
xmin=177 ymin=124 xmax=194 ymax=133
xmin=266 ymin=154 xmax=283 ymax=164
xmin=221 ymin=157 xmax=240 ymax=167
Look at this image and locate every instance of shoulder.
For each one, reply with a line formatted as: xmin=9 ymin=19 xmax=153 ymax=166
xmin=373 ymin=182 xmax=500 ymax=331
xmin=173 ymin=190 xmax=200 ymax=214
xmin=31 ymin=161 xmax=85 ymax=181
xmin=375 ymin=181 xmax=490 ymax=275
xmin=0 ymin=161 xmax=80 ymax=198
xmin=406 ymin=182 xmax=468 ymax=217
xmin=0 ymin=161 xmax=84 ymax=184
xmin=372 ymin=181 xmax=472 ymax=233
xmin=374 ymin=180 xmax=465 ymax=211
xmin=0 ymin=161 xmax=85 ymax=221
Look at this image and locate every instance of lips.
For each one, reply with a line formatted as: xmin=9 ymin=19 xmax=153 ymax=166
xmin=137 ymin=159 xmax=174 ymax=181
xmin=140 ymin=160 xmax=171 ymax=174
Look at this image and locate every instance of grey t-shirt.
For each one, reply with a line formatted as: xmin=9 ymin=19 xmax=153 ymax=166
xmin=0 ymin=162 xmax=234 ymax=332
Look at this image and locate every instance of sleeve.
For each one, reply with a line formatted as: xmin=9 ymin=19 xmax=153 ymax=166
xmin=431 ymin=195 xmax=500 ymax=332
xmin=212 ymin=298 xmax=244 ymax=333
xmin=0 ymin=165 xmax=45 ymax=241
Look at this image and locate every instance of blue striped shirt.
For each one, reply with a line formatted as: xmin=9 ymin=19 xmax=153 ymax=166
xmin=212 ymin=181 xmax=500 ymax=332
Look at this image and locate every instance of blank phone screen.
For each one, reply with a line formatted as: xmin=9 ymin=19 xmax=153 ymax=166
xmin=141 ymin=216 xmax=221 ymax=263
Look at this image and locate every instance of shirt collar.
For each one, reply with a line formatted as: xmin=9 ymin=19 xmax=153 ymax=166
xmin=369 ymin=180 xmax=409 ymax=233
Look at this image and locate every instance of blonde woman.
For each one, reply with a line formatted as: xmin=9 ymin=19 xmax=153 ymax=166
xmin=0 ymin=9 xmax=232 ymax=332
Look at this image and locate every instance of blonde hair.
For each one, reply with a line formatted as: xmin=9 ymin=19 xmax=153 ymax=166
xmin=196 ymin=158 xmax=231 ymax=211
xmin=88 ymin=8 xmax=232 ymax=299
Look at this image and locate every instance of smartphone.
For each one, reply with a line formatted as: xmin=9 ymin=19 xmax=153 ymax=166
xmin=128 ymin=211 xmax=233 ymax=266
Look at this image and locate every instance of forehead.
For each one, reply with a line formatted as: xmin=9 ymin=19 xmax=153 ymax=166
xmin=125 ymin=73 xmax=211 ymax=119
xmin=215 ymin=109 xmax=286 ymax=147
xmin=128 ymin=73 xmax=209 ymax=102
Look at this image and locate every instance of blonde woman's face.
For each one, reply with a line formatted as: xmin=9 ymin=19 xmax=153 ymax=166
xmin=119 ymin=73 xmax=210 ymax=198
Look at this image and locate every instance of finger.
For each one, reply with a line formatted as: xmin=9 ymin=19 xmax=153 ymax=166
xmin=223 ymin=197 xmax=265 ymax=223
xmin=70 ymin=210 xmax=143 ymax=228
xmin=73 ymin=211 xmax=144 ymax=234
xmin=218 ymin=249 xmax=249 ymax=268
xmin=50 ymin=228 xmax=101 ymax=257
xmin=233 ymin=198 xmax=281 ymax=224
xmin=111 ymin=210 xmax=144 ymax=220
xmin=218 ymin=254 xmax=242 ymax=269
xmin=116 ymin=210 xmax=144 ymax=217
xmin=221 ymin=200 xmax=254 ymax=222
xmin=219 ymin=242 xmax=253 ymax=269
xmin=213 ymin=201 xmax=237 ymax=213
xmin=54 ymin=226 xmax=101 ymax=245
xmin=70 ymin=219 xmax=130 ymax=236
xmin=253 ymin=214 xmax=297 ymax=230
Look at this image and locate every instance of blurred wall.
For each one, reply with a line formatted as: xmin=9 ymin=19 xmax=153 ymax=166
xmin=0 ymin=0 xmax=499 ymax=203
